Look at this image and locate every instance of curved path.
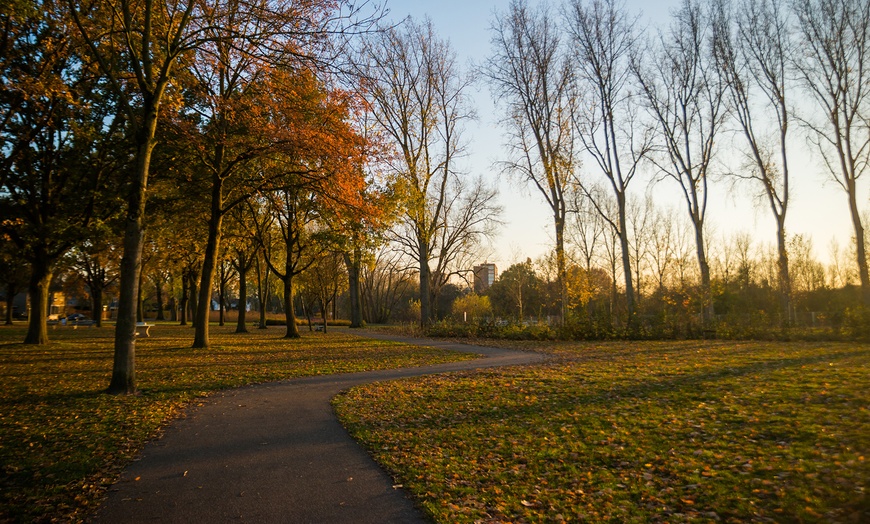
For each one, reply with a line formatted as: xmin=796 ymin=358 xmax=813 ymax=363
xmin=92 ymin=332 xmax=547 ymax=523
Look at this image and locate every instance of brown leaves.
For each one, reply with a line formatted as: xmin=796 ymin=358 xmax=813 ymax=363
xmin=335 ymin=341 xmax=870 ymax=523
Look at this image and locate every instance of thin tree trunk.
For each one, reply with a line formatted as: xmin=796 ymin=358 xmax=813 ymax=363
xmin=418 ymin=243 xmax=431 ymax=327
xmin=344 ymin=251 xmax=363 ymax=328
xmin=693 ymin=215 xmax=712 ymax=325
xmin=136 ymin=270 xmax=145 ymax=323
xmin=617 ymin=197 xmax=636 ymax=328
xmin=155 ymin=278 xmax=165 ymax=321
xmin=5 ymin=284 xmax=15 ymax=325
xmin=179 ymin=273 xmax=188 ymax=325
xmin=283 ymin=274 xmax=300 ymax=338
xmin=194 ymin=177 xmax=223 ymax=347
xmin=846 ymin=180 xmax=870 ymax=304
xmin=555 ymin=213 xmax=567 ymax=324
xmin=24 ymin=260 xmax=52 ymax=345
xmin=775 ymin=217 xmax=791 ymax=328
xmin=189 ymin=273 xmax=198 ymax=328
xmin=235 ymin=262 xmax=248 ymax=333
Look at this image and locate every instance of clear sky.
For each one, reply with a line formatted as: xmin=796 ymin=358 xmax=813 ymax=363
xmin=383 ymin=0 xmax=857 ymax=271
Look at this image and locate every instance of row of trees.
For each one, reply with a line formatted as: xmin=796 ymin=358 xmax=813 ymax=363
xmin=485 ymin=0 xmax=870 ymax=332
xmin=1 ymin=1 xmax=507 ymax=395
xmin=2 ymin=0 xmax=868 ymax=395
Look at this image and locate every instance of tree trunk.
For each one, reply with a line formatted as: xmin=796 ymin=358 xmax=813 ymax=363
xmin=847 ymin=180 xmax=870 ymax=304
xmin=109 ymin=135 xmax=150 ymax=393
xmin=418 ymin=243 xmax=431 ymax=327
xmin=320 ymin=297 xmax=328 ymax=333
xmin=617 ymin=197 xmax=636 ymax=328
xmin=24 ymin=260 xmax=52 ymax=345
xmin=283 ymin=274 xmax=300 ymax=338
xmin=179 ymin=276 xmax=188 ymax=325
xmin=5 ymin=284 xmax=15 ymax=325
xmin=155 ymin=278 xmax=165 ymax=321
xmin=91 ymin=285 xmax=103 ymax=328
xmin=692 ymin=216 xmax=712 ymax=325
xmin=194 ymin=178 xmax=223 ymax=346
xmin=344 ymin=251 xmax=363 ymax=328
xmin=169 ymin=295 xmax=177 ymax=322
xmin=775 ymin=217 xmax=791 ymax=328
xmin=136 ymin=270 xmax=145 ymax=323
xmin=554 ymin=212 xmax=567 ymax=324
xmin=235 ymin=262 xmax=248 ymax=333
xmin=188 ymin=273 xmax=198 ymax=328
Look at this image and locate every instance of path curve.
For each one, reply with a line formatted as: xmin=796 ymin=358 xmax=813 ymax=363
xmin=92 ymin=331 xmax=547 ymax=523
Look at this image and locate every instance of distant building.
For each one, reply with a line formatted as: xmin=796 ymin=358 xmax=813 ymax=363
xmin=473 ymin=263 xmax=497 ymax=294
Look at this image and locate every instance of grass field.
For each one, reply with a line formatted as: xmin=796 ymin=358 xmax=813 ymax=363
xmin=0 ymin=323 xmax=474 ymax=523
xmin=334 ymin=340 xmax=870 ymax=523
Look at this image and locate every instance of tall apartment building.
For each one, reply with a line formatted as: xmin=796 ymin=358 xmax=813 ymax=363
xmin=473 ymin=263 xmax=497 ymax=294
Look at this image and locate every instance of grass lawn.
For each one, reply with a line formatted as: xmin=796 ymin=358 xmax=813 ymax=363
xmin=0 ymin=323 xmax=475 ymax=523
xmin=334 ymin=340 xmax=869 ymax=523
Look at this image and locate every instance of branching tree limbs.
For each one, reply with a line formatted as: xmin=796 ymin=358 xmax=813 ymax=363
xmin=793 ymin=0 xmax=870 ymax=304
xmin=632 ymin=0 xmax=728 ymax=324
xmin=1 ymin=3 xmax=125 ymax=344
xmin=486 ymin=0 xmax=577 ymax=322
xmin=567 ymin=0 xmax=650 ymax=326
xmin=713 ymin=0 xmax=794 ymax=325
xmin=359 ymin=18 xmax=494 ymax=325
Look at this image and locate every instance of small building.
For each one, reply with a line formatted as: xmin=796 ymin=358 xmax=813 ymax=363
xmin=473 ymin=263 xmax=497 ymax=294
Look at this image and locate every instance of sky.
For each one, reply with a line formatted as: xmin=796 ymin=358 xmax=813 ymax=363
xmin=382 ymin=0 xmax=858 ymax=272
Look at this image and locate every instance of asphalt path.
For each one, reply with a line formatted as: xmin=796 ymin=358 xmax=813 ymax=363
xmin=91 ymin=331 xmax=547 ymax=523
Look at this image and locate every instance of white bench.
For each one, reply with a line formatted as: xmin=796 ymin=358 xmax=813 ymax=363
xmin=135 ymin=322 xmax=155 ymax=337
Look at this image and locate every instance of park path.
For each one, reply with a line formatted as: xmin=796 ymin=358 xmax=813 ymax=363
xmin=91 ymin=331 xmax=547 ymax=524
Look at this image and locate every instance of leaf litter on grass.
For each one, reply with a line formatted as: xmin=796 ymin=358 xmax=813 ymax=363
xmin=0 ymin=324 xmax=475 ymax=523
xmin=334 ymin=340 xmax=869 ymax=523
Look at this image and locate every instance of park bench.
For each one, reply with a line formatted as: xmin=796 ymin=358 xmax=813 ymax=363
xmin=135 ymin=322 xmax=155 ymax=337
xmin=70 ymin=320 xmax=95 ymax=329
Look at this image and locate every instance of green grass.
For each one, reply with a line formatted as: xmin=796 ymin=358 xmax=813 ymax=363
xmin=0 ymin=323 xmax=475 ymax=523
xmin=334 ymin=340 xmax=870 ymax=523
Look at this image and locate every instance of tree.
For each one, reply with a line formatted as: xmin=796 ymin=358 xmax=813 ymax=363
xmin=183 ymin=1 xmax=377 ymax=348
xmin=298 ymin=250 xmax=347 ymax=332
xmin=567 ymin=0 xmax=650 ymax=326
xmin=489 ymin=259 xmax=541 ymax=320
xmin=68 ymin=0 xmax=198 ymax=393
xmin=1 ymin=3 xmax=123 ymax=344
xmin=486 ymin=0 xmax=577 ymax=323
xmin=632 ymin=0 xmax=728 ymax=324
xmin=361 ymin=245 xmax=417 ymax=324
xmin=357 ymin=18 xmax=487 ymax=326
xmin=793 ymin=0 xmax=870 ymax=304
xmin=70 ymin=228 xmax=121 ymax=327
xmin=713 ymin=0 xmax=794 ymax=326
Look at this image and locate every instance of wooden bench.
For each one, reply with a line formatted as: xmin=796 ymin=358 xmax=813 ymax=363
xmin=136 ymin=322 xmax=155 ymax=337
xmin=71 ymin=320 xmax=95 ymax=329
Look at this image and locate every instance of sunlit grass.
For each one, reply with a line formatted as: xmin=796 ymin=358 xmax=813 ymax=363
xmin=0 ymin=323 xmax=475 ymax=523
xmin=334 ymin=340 xmax=870 ymax=523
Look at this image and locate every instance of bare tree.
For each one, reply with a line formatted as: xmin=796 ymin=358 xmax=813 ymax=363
xmin=793 ymin=0 xmax=870 ymax=304
xmin=632 ymin=0 xmax=728 ymax=323
xmin=567 ymin=0 xmax=651 ymax=325
xmin=361 ymin=245 xmax=416 ymax=324
xmin=358 ymin=18 xmax=488 ymax=326
xmin=713 ymin=0 xmax=794 ymax=326
xmin=486 ymin=0 xmax=577 ymax=322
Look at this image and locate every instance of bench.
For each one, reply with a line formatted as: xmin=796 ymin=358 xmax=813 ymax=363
xmin=71 ymin=320 xmax=95 ymax=329
xmin=136 ymin=322 xmax=155 ymax=337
